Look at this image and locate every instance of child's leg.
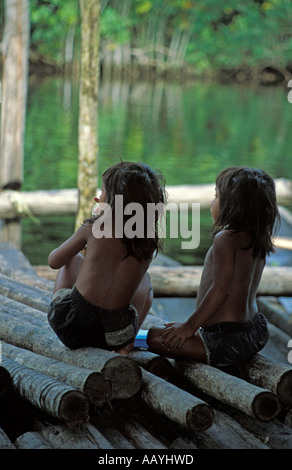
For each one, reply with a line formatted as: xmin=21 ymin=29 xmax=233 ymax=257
xmin=116 ymin=272 xmax=153 ymax=356
xmin=53 ymin=253 xmax=84 ymax=293
xmin=147 ymin=326 xmax=208 ymax=363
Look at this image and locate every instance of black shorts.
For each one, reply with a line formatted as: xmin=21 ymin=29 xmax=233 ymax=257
xmin=48 ymin=286 xmax=138 ymax=350
xmin=198 ymin=312 xmax=269 ymax=367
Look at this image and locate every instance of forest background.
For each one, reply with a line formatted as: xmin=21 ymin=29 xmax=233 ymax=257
xmin=1 ymin=0 xmax=291 ymax=80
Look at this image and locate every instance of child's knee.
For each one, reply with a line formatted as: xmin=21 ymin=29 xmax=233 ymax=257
xmin=146 ymin=326 xmax=161 ymax=349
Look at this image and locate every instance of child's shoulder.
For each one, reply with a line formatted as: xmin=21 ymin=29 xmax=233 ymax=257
xmin=213 ymin=229 xmax=249 ymax=249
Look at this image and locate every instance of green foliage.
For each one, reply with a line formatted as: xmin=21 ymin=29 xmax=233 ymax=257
xmin=27 ymin=0 xmax=292 ymax=71
xmin=30 ymin=0 xmax=79 ymax=63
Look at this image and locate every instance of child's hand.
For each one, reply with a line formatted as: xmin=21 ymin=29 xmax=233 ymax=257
xmin=160 ymin=322 xmax=193 ymax=350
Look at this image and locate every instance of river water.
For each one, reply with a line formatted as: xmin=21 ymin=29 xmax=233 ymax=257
xmin=22 ymin=76 xmax=292 ymax=266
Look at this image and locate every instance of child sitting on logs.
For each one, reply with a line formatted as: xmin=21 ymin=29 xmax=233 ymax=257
xmin=147 ymin=167 xmax=280 ymax=367
xmin=48 ymin=161 xmax=166 ymax=355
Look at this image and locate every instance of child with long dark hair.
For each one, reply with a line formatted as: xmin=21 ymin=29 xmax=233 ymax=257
xmin=147 ymin=167 xmax=280 ymax=367
xmin=48 ymin=161 xmax=166 ymax=355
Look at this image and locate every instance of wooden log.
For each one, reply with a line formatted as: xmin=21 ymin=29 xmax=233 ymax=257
xmin=224 ymin=354 xmax=292 ymax=406
xmin=257 ymin=296 xmax=292 ymax=337
xmin=0 ymin=427 xmax=16 ymax=449
xmin=0 ymin=272 xmax=51 ymax=312
xmin=0 ymin=311 xmax=142 ymax=400
xmin=0 ymin=180 xmax=290 ymax=218
xmin=0 ymin=365 xmax=12 ymax=399
xmin=2 ymin=342 xmax=112 ymax=406
xmin=141 ymin=368 xmax=213 ymax=432
xmin=192 ymin=410 xmax=269 ymax=449
xmin=122 ymin=420 xmax=167 ymax=449
xmin=229 ymin=410 xmax=292 ymax=449
xmin=14 ymin=431 xmax=52 ymax=449
xmin=0 ymin=294 xmax=50 ymax=327
xmin=149 ymin=265 xmax=292 ymax=297
xmin=0 ymin=242 xmax=54 ymax=291
xmin=131 ymin=350 xmax=177 ymax=380
xmin=1 ymin=357 xmax=89 ymax=427
xmin=36 ymin=421 xmax=114 ymax=449
xmin=173 ymin=360 xmax=281 ymax=422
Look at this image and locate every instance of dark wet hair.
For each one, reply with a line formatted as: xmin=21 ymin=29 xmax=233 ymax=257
xmin=86 ymin=161 xmax=167 ymax=261
xmin=212 ymin=166 xmax=280 ymax=258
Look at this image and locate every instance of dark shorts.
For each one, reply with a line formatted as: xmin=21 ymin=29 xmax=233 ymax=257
xmin=48 ymin=286 xmax=138 ymax=350
xmin=198 ymin=312 xmax=269 ymax=368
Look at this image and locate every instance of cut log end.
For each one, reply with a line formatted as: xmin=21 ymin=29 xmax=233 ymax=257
xmin=58 ymin=390 xmax=89 ymax=428
xmin=186 ymin=403 xmax=214 ymax=432
xmin=83 ymin=375 xmax=112 ymax=406
xmin=252 ymin=391 xmax=281 ymax=422
xmin=277 ymin=371 xmax=292 ymax=405
xmin=102 ymin=356 xmax=142 ymax=400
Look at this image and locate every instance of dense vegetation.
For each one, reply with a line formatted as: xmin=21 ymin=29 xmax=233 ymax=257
xmin=3 ymin=0 xmax=290 ymax=78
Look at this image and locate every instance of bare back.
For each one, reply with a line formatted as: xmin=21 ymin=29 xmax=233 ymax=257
xmin=49 ymin=223 xmax=151 ymax=310
xmin=197 ymin=229 xmax=265 ymax=326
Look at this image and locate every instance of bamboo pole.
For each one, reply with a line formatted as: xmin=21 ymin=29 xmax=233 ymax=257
xmin=173 ymin=360 xmax=281 ymax=422
xmin=0 ymin=311 xmax=142 ymax=400
xmin=224 ymin=354 xmax=292 ymax=406
xmin=141 ymin=368 xmax=214 ymax=432
xmin=2 ymin=357 xmax=89 ymax=427
xmin=2 ymin=342 xmax=112 ymax=406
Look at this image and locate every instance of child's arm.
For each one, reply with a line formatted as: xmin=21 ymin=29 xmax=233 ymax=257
xmin=161 ymin=231 xmax=236 ymax=349
xmin=48 ymin=225 xmax=89 ymax=270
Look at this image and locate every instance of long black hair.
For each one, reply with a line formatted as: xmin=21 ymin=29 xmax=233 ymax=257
xmin=213 ymin=167 xmax=280 ymax=258
xmin=86 ymin=161 xmax=167 ymax=261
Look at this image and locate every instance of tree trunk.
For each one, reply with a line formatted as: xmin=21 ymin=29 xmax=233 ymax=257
xmin=141 ymin=368 xmax=213 ymax=432
xmin=2 ymin=357 xmax=89 ymax=427
xmin=173 ymin=360 xmax=280 ymax=422
xmin=224 ymin=354 xmax=292 ymax=406
xmin=0 ymin=0 xmax=30 ymax=248
xmin=0 ymin=0 xmax=30 ymax=190
xmin=76 ymin=0 xmax=100 ymax=229
xmin=2 ymin=342 xmax=112 ymax=406
xmin=0 ymin=311 xmax=142 ymax=400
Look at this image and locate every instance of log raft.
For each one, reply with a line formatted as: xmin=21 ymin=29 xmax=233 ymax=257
xmin=0 ymin=243 xmax=292 ymax=449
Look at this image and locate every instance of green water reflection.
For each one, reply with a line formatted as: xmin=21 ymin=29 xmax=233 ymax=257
xmin=23 ymin=77 xmax=292 ymax=265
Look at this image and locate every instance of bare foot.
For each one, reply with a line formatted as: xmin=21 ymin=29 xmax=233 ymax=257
xmin=115 ymin=342 xmax=134 ymax=356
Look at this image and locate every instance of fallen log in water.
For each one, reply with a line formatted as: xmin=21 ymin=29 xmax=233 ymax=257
xmin=0 ymin=311 xmax=142 ymax=400
xmin=149 ymin=265 xmax=292 ymax=297
xmin=2 ymin=357 xmax=89 ymax=427
xmin=224 ymin=354 xmax=292 ymax=406
xmin=2 ymin=342 xmax=112 ymax=406
xmin=140 ymin=368 xmax=213 ymax=432
xmin=172 ymin=360 xmax=281 ymax=422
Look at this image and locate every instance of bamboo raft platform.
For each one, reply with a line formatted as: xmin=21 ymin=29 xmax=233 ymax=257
xmin=0 ymin=243 xmax=292 ymax=450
